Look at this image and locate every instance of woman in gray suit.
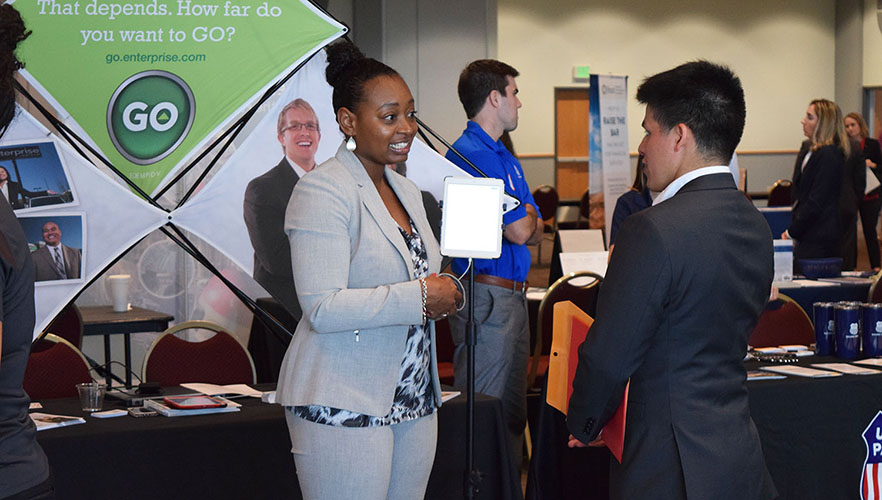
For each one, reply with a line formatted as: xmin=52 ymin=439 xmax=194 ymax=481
xmin=276 ymin=41 xmax=461 ymax=500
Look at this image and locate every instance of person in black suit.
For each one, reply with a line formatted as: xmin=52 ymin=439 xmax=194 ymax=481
xmin=243 ymin=98 xmax=320 ymax=321
xmin=0 ymin=4 xmax=54 ymax=498
xmin=0 ymin=166 xmax=53 ymax=210
xmin=845 ymin=112 xmax=882 ymax=270
xmin=567 ymin=61 xmax=777 ymax=500
xmin=783 ymin=99 xmax=849 ymax=266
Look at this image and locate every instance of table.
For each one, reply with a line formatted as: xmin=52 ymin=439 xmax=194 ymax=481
xmin=79 ymin=306 xmax=173 ymax=388
xmin=758 ymin=206 xmax=791 ymax=239
xmin=778 ymin=280 xmax=872 ymax=318
xmin=525 ymin=356 xmax=882 ymax=500
xmin=36 ymin=387 xmax=521 ymax=500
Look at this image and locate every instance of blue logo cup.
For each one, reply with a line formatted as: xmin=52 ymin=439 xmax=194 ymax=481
xmin=834 ymin=304 xmax=861 ymax=360
xmin=813 ymin=302 xmax=835 ymax=355
xmin=862 ymin=303 xmax=882 ymax=358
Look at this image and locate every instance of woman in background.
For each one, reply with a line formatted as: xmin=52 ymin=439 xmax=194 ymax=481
xmin=276 ymin=40 xmax=460 ymax=500
xmin=783 ymin=99 xmax=849 ymax=266
xmin=845 ymin=112 xmax=882 ymax=271
xmin=0 ymin=166 xmax=54 ymax=210
xmin=608 ymin=154 xmax=652 ymax=255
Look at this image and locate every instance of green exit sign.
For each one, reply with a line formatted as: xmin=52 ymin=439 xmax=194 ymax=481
xmin=573 ymin=65 xmax=591 ymax=80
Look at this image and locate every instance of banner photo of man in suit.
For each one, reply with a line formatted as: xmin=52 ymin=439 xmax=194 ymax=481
xmin=18 ymin=214 xmax=84 ymax=284
xmin=3 ymin=109 xmax=168 ymax=336
xmin=172 ymin=49 xmax=477 ymax=324
xmin=243 ymin=98 xmax=322 ymax=319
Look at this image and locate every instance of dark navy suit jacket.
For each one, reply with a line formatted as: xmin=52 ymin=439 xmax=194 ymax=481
xmin=790 ymin=141 xmax=844 ymax=260
xmin=568 ymin=173 xmax=776 ymax=499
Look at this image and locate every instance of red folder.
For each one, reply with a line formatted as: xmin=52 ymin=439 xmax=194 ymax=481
xmin=546 ymin=300 xmax=628 ymax=463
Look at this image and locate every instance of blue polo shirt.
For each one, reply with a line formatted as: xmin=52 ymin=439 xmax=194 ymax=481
xmin=445 ymin=121 xmax=540 ymax=282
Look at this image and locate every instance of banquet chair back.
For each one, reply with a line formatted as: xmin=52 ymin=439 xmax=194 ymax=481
xmin=24 ymin=333 xmax=93 ymax=399
xmin=767 ymin=179 xmax=792 ymax=207
xmin=577 ymin=189 xmax=592 ymax=224
xmin=748 ymin=293 xmax=814 ymax=348
xmin=532 ymin=185 xmax=560 ymax=228
xmin=532 ymin=184 xmax=560 ymax=264
xmin=142 ymin=321 xmax=256 ymax=386
xmin=33 ymin=303 xmax=84 ymax=353
xmin=869 ymin=271 xmax=882 ymax=303
xmin=527 ymin=271 xmax=602 ymax=390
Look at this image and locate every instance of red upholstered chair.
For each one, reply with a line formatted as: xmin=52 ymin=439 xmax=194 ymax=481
xmin=24 ymin=333 xmax=93 ymax=400
xmin=33 ymin=304 xmax=84 ymax=353
xmin=748 ymin=293 xmax=814 ymax=348
xmin=767 ymin=179 xmax=792 ymax=207
xmin=142 ymin=321 xmax=256 ymax=387
xmin=434 ymin=318 xmax=455 ymax=386
xmin=527 ymin=271 xmax=602 ymax=391
xmin=532 ymin=184 xmax=560 ymax=229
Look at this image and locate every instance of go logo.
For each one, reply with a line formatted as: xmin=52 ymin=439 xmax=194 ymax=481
xmin=107 ymin=71 xmax=195 ymax=165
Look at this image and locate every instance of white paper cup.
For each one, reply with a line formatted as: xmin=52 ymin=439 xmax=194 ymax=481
xmin=108 ymin=274 xmax=131 ymax=312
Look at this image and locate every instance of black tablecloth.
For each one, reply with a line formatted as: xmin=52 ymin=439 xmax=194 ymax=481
xmin=779 ymin=281 xmax=872 ymax=318
xmin=36 ymin=387 xmax=520 ymax=500
xmin=526 ymin=356 xmax=882 ymax=500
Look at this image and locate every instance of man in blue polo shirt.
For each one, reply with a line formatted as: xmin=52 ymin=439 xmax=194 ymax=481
xmin=445 ymin=59 xmax=544 ymax=472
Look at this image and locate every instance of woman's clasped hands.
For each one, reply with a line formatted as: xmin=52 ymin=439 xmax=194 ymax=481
xmin=424 ymin=274 xmax=462 ymax=320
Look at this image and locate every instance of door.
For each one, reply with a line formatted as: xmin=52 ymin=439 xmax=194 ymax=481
xmin=555 ymin=88 xmax=590 ymax=200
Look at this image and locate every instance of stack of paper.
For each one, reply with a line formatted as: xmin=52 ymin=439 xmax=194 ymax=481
xmin=30 ymin=412 xmax=85 ymax=431
xmin=180 ymin=383 xmax=262 ymax=397
xmin=760 ymin=366 xmax=842 ymax=378
xmin=810 ymin=363 xmax=881 ymax=375
xmin=144 ymin=397 xmax=241 ymax=417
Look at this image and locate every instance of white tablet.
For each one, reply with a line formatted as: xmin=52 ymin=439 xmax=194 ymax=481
xmin=440 ymin=176 xmax=504 ymax=259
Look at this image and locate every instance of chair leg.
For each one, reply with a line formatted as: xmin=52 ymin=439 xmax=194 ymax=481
xmin=524 ymin=420 xmax=533 ymax=460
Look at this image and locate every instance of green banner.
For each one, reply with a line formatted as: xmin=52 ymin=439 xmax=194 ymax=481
xmin=14 ymin=0 xmax=344 ymax=195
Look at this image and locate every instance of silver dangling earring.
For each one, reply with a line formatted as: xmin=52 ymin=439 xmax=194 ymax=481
xmin=346 ymin=136 xmax=357 ymax=151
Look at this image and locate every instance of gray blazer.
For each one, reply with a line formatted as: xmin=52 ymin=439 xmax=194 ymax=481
xmin=276 ymin=144 xmax=443 ymax=416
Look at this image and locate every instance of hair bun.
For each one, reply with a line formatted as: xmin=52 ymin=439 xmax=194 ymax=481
xmin=0 ymin=5 xmax=29 ymax=53
xmin=325 ymin=40 xmax=365 ymax=90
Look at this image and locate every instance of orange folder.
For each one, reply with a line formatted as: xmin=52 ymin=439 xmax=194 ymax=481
xmin=546 ymin=300 xmax=628 ymax=463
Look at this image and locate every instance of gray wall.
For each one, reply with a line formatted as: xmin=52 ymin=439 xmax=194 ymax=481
xmin=521 ymin=152 xmax=797 ymax=199
xmin=836 ymin=0 xmax=864 ymax=115
xmin=341 ymin=0 xmax=498 ymax=146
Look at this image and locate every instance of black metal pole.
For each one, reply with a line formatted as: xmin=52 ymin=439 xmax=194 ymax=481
xmin=465 ymin=262 xmax=481 ymax=499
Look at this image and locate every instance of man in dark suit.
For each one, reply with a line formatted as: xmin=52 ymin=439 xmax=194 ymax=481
xmin=243 ymin=98 xmax=320 ymax=320
xmin=32 ymin=220 xmax=81 ymax=281
xmin=567 ymin=61 xmax=777 ymax=499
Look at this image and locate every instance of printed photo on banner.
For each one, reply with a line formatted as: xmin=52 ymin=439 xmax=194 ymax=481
xmin=18 ymin=213 xmax=86 ymax=286
xmin=242 ymin=96 xmax=334 ymax=317
xmin=163 ymin=49 xmax=342 ymax=322
xmin=0 ymin=139 xmax=77 ymax=213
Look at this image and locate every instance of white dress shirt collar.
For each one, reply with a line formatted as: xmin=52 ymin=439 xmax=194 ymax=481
xmin=652 ymin=165 xmax=732 ymax=206
xmin=285 ymin=156 xmax=309 ymax=179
